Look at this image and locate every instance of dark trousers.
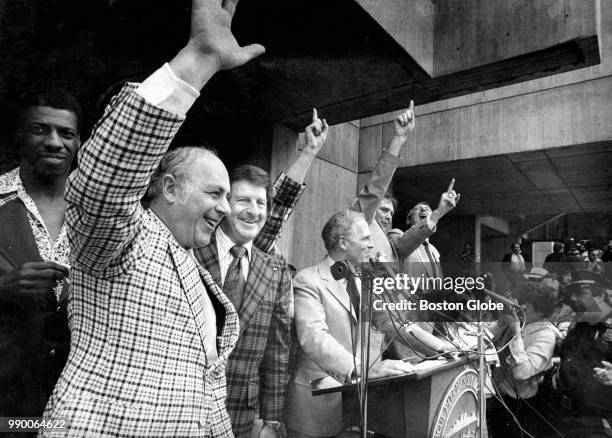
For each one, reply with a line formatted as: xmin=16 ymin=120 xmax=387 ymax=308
xmin=487 ymin=394 xmax=549 ymax=438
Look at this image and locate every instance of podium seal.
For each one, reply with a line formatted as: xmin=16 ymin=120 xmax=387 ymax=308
xmin=431 ymin=368 xmax=479 ymax=438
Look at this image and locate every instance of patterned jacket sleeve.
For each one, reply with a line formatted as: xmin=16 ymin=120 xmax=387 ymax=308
xmin=65 ymin=84 xmax=184 ymax=275
xmin=254 ymin=172 xmax=306 ymax=254
xmin=350 ymin=151 xmax=401 ymax=224
xmin=259 ymin=258 xmax=294 ymax=421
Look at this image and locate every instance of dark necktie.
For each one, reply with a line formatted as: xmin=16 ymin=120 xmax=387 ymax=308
xmin=223 ymin=245 xmax=247 ymax=309
xmin=347 ymin=276 xmax=360 ymax=318
xmin=423 ymin=241 xmax=440 ymax=278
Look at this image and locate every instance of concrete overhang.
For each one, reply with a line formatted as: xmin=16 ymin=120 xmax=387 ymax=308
xmin=0 ymin=0 xmax=601 ymax=140
xmin=392 ymin=142 xmax=612 ymax=218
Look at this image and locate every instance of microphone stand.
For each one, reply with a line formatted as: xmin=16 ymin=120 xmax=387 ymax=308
xmin=330 ymin=260 xmax=371 ymax=438
xmin=478 ymin=308 xmax=486 ymax=438
xmin=476 ymin=288 xmax=524 ymax=437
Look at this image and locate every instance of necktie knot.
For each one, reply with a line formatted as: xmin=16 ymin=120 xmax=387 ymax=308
xmin=230 ymin=245 xmax=247 ymax=259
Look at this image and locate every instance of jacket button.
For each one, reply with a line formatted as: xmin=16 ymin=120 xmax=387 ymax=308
xmin=49 ymin=349 xmax=56 ymax=357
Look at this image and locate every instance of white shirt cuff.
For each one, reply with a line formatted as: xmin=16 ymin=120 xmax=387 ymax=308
xmin=508 ymin=334 xmax=527 ymax=364
xmin=136 ymin=63 xmax=200 ymax=117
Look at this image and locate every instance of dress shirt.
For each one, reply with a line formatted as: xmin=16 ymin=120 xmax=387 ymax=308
xmin=510 ymin=253 xmax=526 ymax=272
xmin=0 ymin=167 xmax=69 ymax=300
xmin=216 ymin=227 xmax=253 ymax=284
xmin=186 ymin=248 xmax=218 ymax=364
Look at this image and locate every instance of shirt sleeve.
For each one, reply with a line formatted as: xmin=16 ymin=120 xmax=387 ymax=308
xmin=507 ymin=327 xmax=555 ymax=380
xmin=136 ymin=63 xmax=200 ymax=117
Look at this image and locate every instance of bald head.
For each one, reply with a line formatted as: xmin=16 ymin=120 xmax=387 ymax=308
xmin=149 ymin=147 xmax=231 ymax=248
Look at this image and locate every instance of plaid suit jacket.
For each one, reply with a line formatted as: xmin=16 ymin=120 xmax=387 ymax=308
xmin=41 ymin=84 xmax=240 ymax=437
xmin=195 ymin=237 xmax=293 ymax=437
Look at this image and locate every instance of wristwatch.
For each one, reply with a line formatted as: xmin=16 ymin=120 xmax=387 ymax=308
xmin=263 ymin=421 xmax=282 ymax=433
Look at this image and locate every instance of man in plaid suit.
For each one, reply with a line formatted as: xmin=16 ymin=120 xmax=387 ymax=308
xmin=41 ymin=1 xmax=265 ymax=436
xmin=196 ymin=113 xmax=329 ymax=437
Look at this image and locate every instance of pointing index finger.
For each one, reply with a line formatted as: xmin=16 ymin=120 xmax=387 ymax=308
xmin=312 ymin=108 xmax=318 ymax=123
xmin=447 ymin=178 xmax=455 ymax=193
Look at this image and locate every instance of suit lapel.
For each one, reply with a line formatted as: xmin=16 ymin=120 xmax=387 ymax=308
xmin=167 ymin=241 xmax=209 ymax=354
xmin=195 ymin=264 xmax=239 ymax=358
xmin=238 ymin=247 xmax=276 ymax=336
xmin=319 ymin=258 xmax=357 ymax=323
xmin=194 ymin=240 xmax=222 ymax=287
xmin=0 ymin=199 xmax=42 ymax=270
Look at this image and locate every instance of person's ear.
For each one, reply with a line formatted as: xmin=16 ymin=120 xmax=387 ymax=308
xmin=162 ymin=174 xmax=179 ymax=203
xmin=338 ymin=235 xmax=348 ymax=251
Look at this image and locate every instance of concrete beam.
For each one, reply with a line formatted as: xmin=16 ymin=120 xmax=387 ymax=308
xmin=399 ymin=75 xmax=612 ymax=166
xmin=434 ymin=0 xmax=598 ymax=76
xmin=479 ymin=216 xmax=510 ymax=235
xmin=355 ymin=0 xmax=434 ymax=76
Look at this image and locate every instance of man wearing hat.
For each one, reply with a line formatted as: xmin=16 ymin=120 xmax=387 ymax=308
xmin=540 ymin=272 xmax=612 ymax=437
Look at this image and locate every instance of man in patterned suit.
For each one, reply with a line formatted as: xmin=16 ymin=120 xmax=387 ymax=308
xmin=195 ymin=113 xmax=329 ymax=438
xmin=42 ymin=0 xmax=265 ymax=436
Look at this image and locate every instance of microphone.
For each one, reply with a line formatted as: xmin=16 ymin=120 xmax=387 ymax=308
xmin=330 ymin=260 xmax=355 ymax=280
xmin=481 ymin=288 xmax=524 ymax=309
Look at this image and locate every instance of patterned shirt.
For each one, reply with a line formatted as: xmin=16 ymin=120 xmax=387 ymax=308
xmin=0 ymin=167 xmax=69 ymax=300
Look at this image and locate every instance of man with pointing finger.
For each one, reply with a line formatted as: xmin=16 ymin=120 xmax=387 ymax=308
xmin=0 ymin=88 xmax=81 ymax=428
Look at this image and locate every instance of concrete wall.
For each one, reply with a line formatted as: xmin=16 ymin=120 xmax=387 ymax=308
xmin=269 ymin=122 xmax=360 ymax=270
xmin=360 ymin=0 xmax=612 ymax=167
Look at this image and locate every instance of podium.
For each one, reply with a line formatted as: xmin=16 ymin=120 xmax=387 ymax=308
xmin=312 ymin=357 xmax=481 ymax=438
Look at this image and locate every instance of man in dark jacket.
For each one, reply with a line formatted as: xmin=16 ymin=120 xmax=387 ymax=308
xmin=0 ymin=88 xmax=80 ymax=430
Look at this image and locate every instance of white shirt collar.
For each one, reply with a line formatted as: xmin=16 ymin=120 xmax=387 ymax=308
xmin=215 ymin=226 xmax=252 ymax=261
xmin=0 ymin=167 xmax=22 ymax=195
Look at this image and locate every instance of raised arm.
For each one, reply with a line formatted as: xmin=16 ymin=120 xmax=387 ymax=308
xmin=389 ymin=179 xmax=460 ymax=258
xmin=254 ymin=109 xmax=328 ymax=253
xmin=67 ymin=0 xmax=265 ymax=274
xmin=351 ymin=101 xmax=415 ymax=224
xmin=508 ymin=328 xmax=555 ymax=380
xmin=286 ymin=108 xmax=328 ymax=183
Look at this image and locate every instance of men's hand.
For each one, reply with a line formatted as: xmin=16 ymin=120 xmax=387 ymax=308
xmin=369 ymin=359 xmax=413 ymax=379
xmin=497 ymin=307 xmax=521 ymax=334
xmin=375 ymin=251 xmax=388 ymax=263
xmin=186 ymin=0 xmax=265 ymax=71
xmin=170 ymin=0 xmax=265 ymax=89
xmin=431 ymin=178 xmax=460 ymax=223
xmin=393 ymin=100 xmax=416 ymax=138
xmin=303 ymin=108 xmax=329 ymax=157
xmin=593 ymin=361 xmax=612 ymax=386
xmin=0 ymin=261 xmax=68 ymax=306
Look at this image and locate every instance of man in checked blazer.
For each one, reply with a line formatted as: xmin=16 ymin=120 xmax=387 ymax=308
xmin=41 ymin=1 xmax=265 ymax=436
xmin=194 ymin=113 xmax=329 ymax=438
